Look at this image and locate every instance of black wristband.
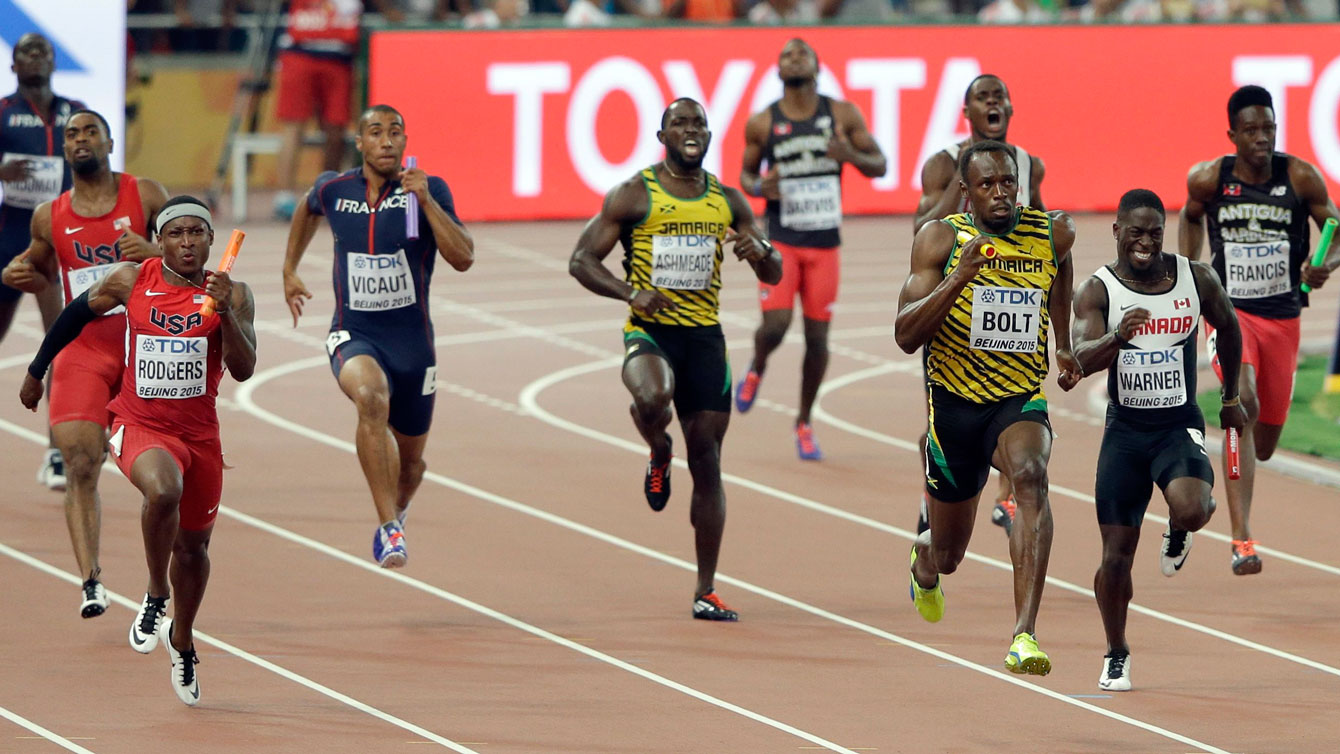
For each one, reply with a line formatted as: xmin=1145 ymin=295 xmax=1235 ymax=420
xmin=28 ymin=291 xmax=96 ymax=380
xmin=1113 ymin=330 xmax=1129 ymax=345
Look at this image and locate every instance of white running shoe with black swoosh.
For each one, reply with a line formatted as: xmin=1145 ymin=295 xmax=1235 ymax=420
xmin=163 ymin=619 xmax=200 ymax=706
xmin=1160 ymin=524 xmax=1192 ymax=577
xmin=129 ymin=593 xmax=169 ymax=653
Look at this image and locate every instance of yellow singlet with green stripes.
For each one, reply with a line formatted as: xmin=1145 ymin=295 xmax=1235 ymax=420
xmin=622 ymin=166 xmax=733 ymax=326
xmin=925 ymin=207 xmax=1058 ymax=403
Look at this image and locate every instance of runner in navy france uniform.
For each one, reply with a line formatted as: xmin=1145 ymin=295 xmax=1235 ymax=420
xmin=283 ymin=104 xmax=474 ymax=569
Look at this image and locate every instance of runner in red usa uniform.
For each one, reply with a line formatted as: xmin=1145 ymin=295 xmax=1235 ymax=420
xmin=20 ymin=196 xmax=257 ymax=707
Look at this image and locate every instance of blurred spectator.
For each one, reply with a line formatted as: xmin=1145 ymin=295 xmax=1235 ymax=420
xmin=978 ymin=0 xmax=1053 ymax=21
xmin=463 ymin=0 xmax=530 ymax=26
xmin=663 ymin=0 xmax=738 ymax=20
xmin=394 ymin=0 xmax=452 ymax=20
xmin=172 ymin=0 xmax=247 ymax=51
xmin=747 ymin=0 xmax=821 ymax=22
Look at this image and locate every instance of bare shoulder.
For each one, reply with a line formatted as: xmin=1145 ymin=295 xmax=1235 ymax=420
xmin=1186 ymin=157 xmax=1223 ymax=197
xmin=919 ymin=150 xmax=955 ymax=188
xmin=1030 ymin=153 xmax=1046 ymax=176
xmin=744 ymin=108 xmax=772 ymax=142
xmin=1286 ymin=154 xmax=1328 ymax=198
xmin=602 ymin=173 xmax=651 ymax=223
xmin=1047 ymin=210 xmax=1076 ymax=253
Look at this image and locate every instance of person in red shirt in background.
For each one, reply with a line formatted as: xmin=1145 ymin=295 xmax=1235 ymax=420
xmin=663 ymin=0 xmax=739 ymax=19
xmin=272 ymin=0 xmax=402 ymax=220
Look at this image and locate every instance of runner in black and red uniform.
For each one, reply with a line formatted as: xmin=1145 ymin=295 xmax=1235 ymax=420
xmin=3 ymin=109 xmax=168 ymax=620
xmin=1179 ymin=85 xmax=1340 ymax=575
xmin=283 ymin=104 xmax=474 ymax=569
xmin=0 ymin=32 xmax=86 ymax=489
xmin=21 ymin=196 xmax=257 ymax=707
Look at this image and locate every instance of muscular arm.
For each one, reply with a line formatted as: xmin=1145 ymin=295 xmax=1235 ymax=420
xmin=1049 ymin=211 xmax=1077 ymax=355
xmin=1194 ymin=261 xmax=1242 ymax=400
xmin=422 ymin=193 xmax=474 ymax=272
xmin=24 ymin=262 xmax=136 ymax=382
xmin=1028 ymin=155 xmax=1046 ymax=211
xmin=139 ymin=178 xmax=171 ymax=236
xmin=1178 ymin=159 xmax=1219 ymax=262
xmin=282 ymin=195 xmax=322 ymax=278
xmin=833 ymin=101 xmax=887 ymax=179
xmin=568 ymin=178 xmax=648 ymax=302
xmin=913 ymin=152 xmax=963 ymax=233
xmin=739 ymin=110 xmax=771 ymax=198
xmin=219 ymin=281 xmax=258 ymax=382
xmin=1 ymin=202 xmax=58 ymax=292
xmin=1070 ymin=276 xmax=1120 ymax=376
xmin=894 ymin=220 xmax=973 ymax=353
xmin=116 ymin=177 xmax=173 ymax=262
xmin=724 ymin=186 xmax=782 ymax=284
xmin=1290 ymin=157 xmax=1340 ymax=272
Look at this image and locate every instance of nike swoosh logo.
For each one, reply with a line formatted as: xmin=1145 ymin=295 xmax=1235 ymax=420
xmin=131 ymin=631 xmax=148 ymax=646
xmin=189 ymin=685 xmax=200 ymax=700
xmin=1119 ymin=303 xmax=1139 ymax=310
xmin=206 ymin=504 xmax=219 ymax=515
xmin=145 ymin=290 xmax=169 ymax=297
xmin=64 ymin=227 xmax=83 ymax=235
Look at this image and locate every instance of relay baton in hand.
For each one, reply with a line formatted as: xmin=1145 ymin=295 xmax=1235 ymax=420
xmin=1227 ymin=427 xmax=1241 ymax=480
xmin=982 ymin=244 xmax=998 ymax=259
xmin=405 ymin=156 xmax=419 ymax=241
xmin=1301 ymin=217 xmax=1337 ymax=294
xmin=200 ymin=229 xmax=245 ymax=316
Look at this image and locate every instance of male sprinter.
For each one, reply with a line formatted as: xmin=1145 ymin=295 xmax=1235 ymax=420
xmin=914 ymin=73 xmax=1048 ymax=535
xmin=734 ymin=38 xmax=886 ymax=460
xmin=895 ymin=140 xmax=1079 ymax=675
xmin=0 ymin=32 xmax=87 ymax=488
xmin=284 ymin=104 xmax=473 ymax=568
xmin=1179 ymin=85 xmax=1340 ymax=574
xmin=3 ymin=108 xmax=168 ymax=619
xmin=1073 ymin=189 xmax=1245 ymax=691
xmin=22 ymin=196 xmax=257 ymax=706
xmin=570 ymin=98 xmax=781 ymax=621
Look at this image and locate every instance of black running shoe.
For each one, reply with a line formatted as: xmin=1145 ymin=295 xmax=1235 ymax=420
xmin=692 ymin=590 xmax=739 ymax=621
xmin=644 ymin=435 xmax=672 ymax=512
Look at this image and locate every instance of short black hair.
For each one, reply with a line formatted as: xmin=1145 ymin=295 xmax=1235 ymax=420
xmin=68 ymin=109 xmax=111 ymax=137
xmin=12 ymin=32 xmax=51 ymax=62
xmin=964 ymin=74 xmax=1008 ymax=105
xmin=781 ymin=37 xmax=817 ymax=63
xmin=1228 ymin=85 xmax=1273 ymax=128
xmin=958 ymin=140 xmax=1017 ymax=182
xmin=358 ymin=104 xmax=404 ymax=132
xmin=661 ymin=97 xmax=703 ymax=130
xmin=1117 ymin=188 xmax=1165 ymax=219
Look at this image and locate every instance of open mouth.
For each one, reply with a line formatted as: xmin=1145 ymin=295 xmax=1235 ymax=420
xmin=72 ymin=148 xmax=92 ymax=159
xmin=682 ymin=139 xmax=702 ymax=156
xmin=986 ymin=110 xmax=1003 ymax=128
xmin=1132 ymin=249 xmax=1154 ymax=263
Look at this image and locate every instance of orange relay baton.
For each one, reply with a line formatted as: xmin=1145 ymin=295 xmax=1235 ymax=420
xmin=201 ymin=229 xmax=245 ymax=316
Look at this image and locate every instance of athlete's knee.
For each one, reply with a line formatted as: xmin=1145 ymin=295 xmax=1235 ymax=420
xmin=349 ymin=382 xmax=391 ymax=422
xmin=62 ymin=443 xmax=103 ymax=486
xmin=757 ymin=312 xmax=791 ymax=344
xmin=172 ymin=533 xmax=210 ymax=564
xmin=142 ymin=481 xmax=183 ymax=512
xmin=630 ymin=385 xmax=673 ymax=417
xmin=401 ymin=455 xmax=427 ymax=483
xmin=1007 ymin=456 xmax=1049 ymax=498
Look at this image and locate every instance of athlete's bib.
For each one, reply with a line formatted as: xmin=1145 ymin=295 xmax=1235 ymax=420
xmin=135 ymin=334 xmax=208 ymax=400
xmin=1 ymin=153 xmax=64 ymax=209
xmin=1115 ymin=347 xmax=1187 ymax=409
xmin=970 ymin=286 xmax=1042 ymax=352
xmin=650 ymin=234 xmax=715 ymax=290
xmin=1224 ymin=240 xmax=1291 ymax=299
xmin=779 ymin=175 xmax=841 ymax=231
xmin=66 ymin=264 xmax=125 ymax=316
xmin=348 ymin=249 xmax=416 ymax=311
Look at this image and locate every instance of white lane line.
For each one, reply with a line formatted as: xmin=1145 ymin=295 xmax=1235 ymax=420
xmin=0 ymin=538 xmax=477 ymax=753
xmin=0 ymin=424 xmax=857 ymax=754
xmin=813 ymin=363 xmax=1340 ymax=578
xmin=0 ymin=705 xmax=96 ymax=754
xmin=229 ymin=360 xmax=1229 ymax=754
xmin=517 ymin=358 xmax=1340 ymax=680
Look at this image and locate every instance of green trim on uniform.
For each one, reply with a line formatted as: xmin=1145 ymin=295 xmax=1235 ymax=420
xmin=722 ymin=355 xmax=733 ymax=396
xmin=624 ymin=328 xmax=659 ymax=347
xmin=927 ymin=428 xmax=958 ymax=487
xmin=940 ymin=218 xmax=961 ymax=277
xmin=635 ymin=170 xmax=655 ymax=228
xmin=970 ymin=206 xmax=1022 ymax=238
xmin=1046 ymin=212 xmax=1059 ymax=266
xmin=1022 ymin=395 xmax=1048 ymax=413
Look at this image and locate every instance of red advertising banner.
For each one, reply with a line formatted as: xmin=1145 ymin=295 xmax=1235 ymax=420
xmin=368 ymin=25 xmax=1340 ymax=222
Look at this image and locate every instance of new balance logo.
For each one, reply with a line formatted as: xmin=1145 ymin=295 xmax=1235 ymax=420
xmin=1270 ymin=185 xmax=1288 ymax=197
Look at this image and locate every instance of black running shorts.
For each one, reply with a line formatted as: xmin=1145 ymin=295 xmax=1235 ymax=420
xmin=623 ymin=318 xmax=731 ymax=415
xmin=1095 ymin=416 xmax=1215 ymax=527
xmin=924 ymin=383 xmax=1051 ymax=503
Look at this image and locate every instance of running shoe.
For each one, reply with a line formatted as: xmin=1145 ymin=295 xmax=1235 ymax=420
xmin=80 ymin=578 xmax=108 ymax=619
xmin=396 ymin=499 xmax=413 ymax=527
xmin=644 ymin=435 xmax=672 ymax=512
xmin=1098 ymin=651 xmax=1131 ymax=692
xmin=915 ymin=494 xmax=930 ymax=536
xmin=692 ymin=590 xmax=739 ymax=621
xmin=991 ymin=495 xmax=1016 ymax=536
xmin=1160 ymin=525 xmax=1192 ymax=577
xmin=908 ymin=536 xmax=944 ymax=623
xmin=734 ymin=370 xmax=761 ymax=413
xmin=129 ymin=593 xmax=169 ymax=653
xmin=1004 ymin=632 xmax=1051 ymax=676
xmin=37 ymin=448 xmax=66 ymax=492
xmin=795 ymin=422 xmax=822 ymax=461
xmin=1231 ymin=539 xmax=1262 ymax=575
xmin=163 ymin=619 xmax=201 ymax=707
xmin=373 ymin=522 xmax=408 ymax=568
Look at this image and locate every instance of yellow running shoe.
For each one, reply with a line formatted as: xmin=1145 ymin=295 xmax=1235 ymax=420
xmin=908 ymin=545 xmax=944 ymax=623
xmin=1005 ymin=632 xmax=1052 ymax=676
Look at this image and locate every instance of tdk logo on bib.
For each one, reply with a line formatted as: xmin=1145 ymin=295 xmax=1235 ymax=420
xmin=354 ymin=255 xmax=404 ymax=270
xmin=978 ymin=289 xmax=1040 ymax=306
xmin=1122 ymin=349 xmax=1180 ymax=367
xmin=140 ymin=336 xmax=202 ymax=354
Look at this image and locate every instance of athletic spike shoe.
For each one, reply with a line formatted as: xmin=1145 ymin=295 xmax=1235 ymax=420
xmin=373 ymin=522 xmax=408 ymax=568
xmin=1231 ymin=539 xmax=1262 ymax=575
xmin=129 ymin=593 xmax=169 ymax=653
xmin=1098 ymin=651 xmax=1132 ymax=692
xmin=1005 ymin=632 xmax=1051 ymax=676
xmin=734 ymin=370 xmax=761 ymax=413
xmin=795 ymin=422 xmax=822 ymax=461
xmin=38 ymin=448 xmax=66 ymax=492
xmin=991 ymin=495 xmax=1016 ymax=536
xmin=1160 ymin=525 xmax=1192 ymax=577
xmin=692 ymin=590 xmax=739 ymax=621
xmin=644 ymin=435 xmax=672 ymax=512
xmin=163 ymin=619 xmax=201 ymax=707
xmin=908 ymin=534 xmax=944 ymax=623
xmin=916 ymin=495 xmax=930 ymax=536
xmin=80 ymin=578 xmax=108 ymax=619
xmin=396 ymin=499 xmax=413 ymax=527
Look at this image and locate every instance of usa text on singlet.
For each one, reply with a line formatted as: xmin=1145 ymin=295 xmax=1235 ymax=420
xmin=925 ymin=207 xmax=1057 ymax=403
xmin=622 ymin=167 xmax=732 ymax=327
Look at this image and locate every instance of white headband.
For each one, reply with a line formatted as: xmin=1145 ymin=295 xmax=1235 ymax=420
xmin=156 ymin=203 xmax=213 ymax=235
